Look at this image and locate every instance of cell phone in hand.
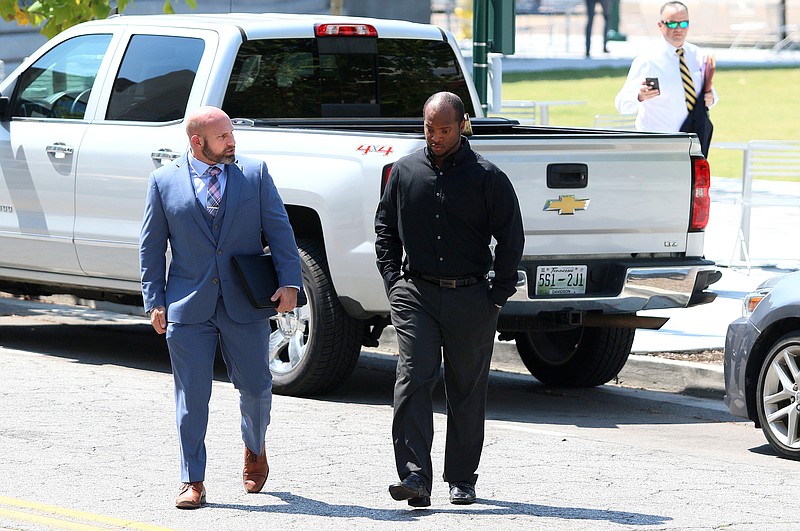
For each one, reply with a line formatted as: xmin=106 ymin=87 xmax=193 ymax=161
xmin=645 ymin=77 xmax=660 ymax=91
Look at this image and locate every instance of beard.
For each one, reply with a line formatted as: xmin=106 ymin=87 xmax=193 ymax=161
xmin=202 ymin=141 xmax=235 ymax=165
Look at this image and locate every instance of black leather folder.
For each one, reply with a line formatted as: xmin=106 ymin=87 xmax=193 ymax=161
xmin=232 ymin=254 xmax=307 ymax=309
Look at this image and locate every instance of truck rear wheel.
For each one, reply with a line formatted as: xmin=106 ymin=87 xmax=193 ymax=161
xmin=515 ymin=326 xmax=634 ymax=387
xmin=268 ymin=239 xmax=362 ymax=396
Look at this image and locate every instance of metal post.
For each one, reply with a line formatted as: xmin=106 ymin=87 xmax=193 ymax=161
xmin=740 ymin=146 xmax=753 ymax=262
xmin=488 ymin=54 xmax=503 ymax=113
xmin=780 ymin=0 xmax=787 ymax=42
xmin=473 ymin=0 xmax=489 ymax=115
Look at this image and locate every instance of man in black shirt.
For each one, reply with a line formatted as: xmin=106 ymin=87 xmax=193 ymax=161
xmin=375 ymin=92 xmax=524 ymax=507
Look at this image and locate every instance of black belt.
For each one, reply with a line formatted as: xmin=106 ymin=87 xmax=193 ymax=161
xmin=407 ymin=271 xmax=487 ymax=288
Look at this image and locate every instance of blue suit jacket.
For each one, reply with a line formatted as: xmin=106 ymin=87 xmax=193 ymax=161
xmin=139 ymin=153 xmax=302 ymax=324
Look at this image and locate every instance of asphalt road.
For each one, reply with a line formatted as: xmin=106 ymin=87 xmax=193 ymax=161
xmin=1 ymin=313 xmax=798 ymax=531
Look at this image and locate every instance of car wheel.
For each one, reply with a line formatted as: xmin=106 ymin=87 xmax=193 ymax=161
xmin=515 ymin=326 xmax=634 ymax=387
xmin=268 ymin=239 xmax=362 ymax=396
xmin=755 ymin=332 xmax=800 ymax=460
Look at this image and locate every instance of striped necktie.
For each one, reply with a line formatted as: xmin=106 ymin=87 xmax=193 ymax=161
xmin=676 ymin=48 xmax=696 ymax=112
xmin=206 ymin=166 xmax=221 ymax=217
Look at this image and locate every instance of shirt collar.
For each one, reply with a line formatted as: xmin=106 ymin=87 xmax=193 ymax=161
xmin=188 ymin=152 xmax=221 ymax=178
xmin=424 ymin=137 xmax=470 ymax=169
xmin=659 ymin=36 xmax=686 ymax=56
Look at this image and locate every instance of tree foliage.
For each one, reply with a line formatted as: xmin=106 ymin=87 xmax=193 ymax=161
xmin=0 ymin=0 xmax=197 ymax=38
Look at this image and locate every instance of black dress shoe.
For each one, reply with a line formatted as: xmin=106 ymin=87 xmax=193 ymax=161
xmin=449 ymin=482 xmax=476 ymax=505
xmin=389 ymin=474 xmax=430 ymax=502
xmin=407 ymin=495 xmax=431 ymax=508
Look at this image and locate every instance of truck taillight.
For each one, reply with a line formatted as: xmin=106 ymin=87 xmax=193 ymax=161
xmin=690 ymin=157 xmax=711 ymax=231
xmin=315 ymin=23 xmax=378 ymax=37
xmin=380 ymin=163 xmax=394 ymax=197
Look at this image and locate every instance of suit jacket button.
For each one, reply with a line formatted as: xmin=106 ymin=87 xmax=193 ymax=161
xmin=212 ymin=278 xmax=219 ymax=284
xmin=217 ymin=249 xmax=223 ymax=255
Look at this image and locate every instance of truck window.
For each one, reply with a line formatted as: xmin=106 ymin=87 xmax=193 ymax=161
xmin=106 ymin=35 xmax=204 ymax=122
xmin=10 ymin=34 xmax=112 ymax=120
xmin=377 ymin=39 xmax=473 ymax=117
xmin=223 ymin=38 xmax=474 ymax=119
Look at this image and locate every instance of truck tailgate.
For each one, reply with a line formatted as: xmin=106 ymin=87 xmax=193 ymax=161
xmin=472 ymin=134 xmax=696 ymax=256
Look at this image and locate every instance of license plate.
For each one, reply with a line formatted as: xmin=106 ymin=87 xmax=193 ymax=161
xmin=535 ymin=265 xmax=587 ymax=296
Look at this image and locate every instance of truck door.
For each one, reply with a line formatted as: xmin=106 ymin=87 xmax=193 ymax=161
xmin=74 ymin=30 xmax=216 ymax=281
xmin=0 ymin=34 xmax=113 ymax=274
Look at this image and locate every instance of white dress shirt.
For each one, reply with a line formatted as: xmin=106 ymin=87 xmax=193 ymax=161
xmin=615 ymin=38 xmax=718 ymax=132
xmin=189 ymin=154 xmax=227 ymax=209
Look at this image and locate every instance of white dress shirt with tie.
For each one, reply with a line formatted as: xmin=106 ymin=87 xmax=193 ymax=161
xmin=615 ymin=38 xmax=718 ymax=132
xmin=189 ymin=153 xmax=227 ymax=210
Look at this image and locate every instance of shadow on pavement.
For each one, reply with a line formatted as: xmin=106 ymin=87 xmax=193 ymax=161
xmin=205 ymin=490 xmax=671 ymax=526
xmin=747 ymin=443 xmax=784 ymax=459
xmin=322 ymin=352 xmax=738 ymax=429
xmin=0 ymin=322 xmax=172 ymax=374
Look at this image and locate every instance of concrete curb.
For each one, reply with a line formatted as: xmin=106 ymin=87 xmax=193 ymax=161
xmin=375 ymin=327 xmax=725 ymax=399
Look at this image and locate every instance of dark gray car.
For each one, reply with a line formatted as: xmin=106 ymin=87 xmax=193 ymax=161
xmin=724 ymin=270 xmax=800 ymax=460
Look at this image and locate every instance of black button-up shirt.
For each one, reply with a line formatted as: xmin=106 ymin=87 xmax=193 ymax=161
xmin=375 ymin=138 xmax=524 ymax=306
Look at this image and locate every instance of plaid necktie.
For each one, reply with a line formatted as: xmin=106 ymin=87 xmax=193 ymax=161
xmin=206 ymin=166 xmax=221 ymax=217
xmin=676 ymin=48 xmax=696 ymax=112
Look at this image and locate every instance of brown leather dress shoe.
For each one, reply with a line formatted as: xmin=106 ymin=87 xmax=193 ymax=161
xmin=175 ymin=481 xmax=206 ymax=509
xmin=243 ymin=446 xmax=269 ymax=493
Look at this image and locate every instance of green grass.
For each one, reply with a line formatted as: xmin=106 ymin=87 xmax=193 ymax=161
xmin=501 ymin=67 xmax=800 ymax=180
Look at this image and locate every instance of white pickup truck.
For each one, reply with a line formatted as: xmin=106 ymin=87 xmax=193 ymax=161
xmin=0 ymin=13 xmax=720 ymax=396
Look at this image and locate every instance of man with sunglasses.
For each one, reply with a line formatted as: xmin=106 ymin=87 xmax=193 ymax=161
xmin=615 ymin=2 xmax=717 ymax=135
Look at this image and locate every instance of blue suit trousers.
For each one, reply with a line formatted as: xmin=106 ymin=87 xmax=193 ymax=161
xmin=166 ymin=295 xmax=272 ymax=482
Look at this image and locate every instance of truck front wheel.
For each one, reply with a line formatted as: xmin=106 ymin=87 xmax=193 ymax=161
xmin=515 ymin=326 xmax=635 ymax=387
xmin=268 ymin=239 xmax=362 ymax=396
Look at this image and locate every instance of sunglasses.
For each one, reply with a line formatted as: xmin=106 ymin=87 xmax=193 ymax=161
xmin=661 ymin=20 xmax=689 ymax=29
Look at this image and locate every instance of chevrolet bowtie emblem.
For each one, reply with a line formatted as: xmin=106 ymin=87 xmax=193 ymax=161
xmin=544 ymin=195 xmax=590 ymax=215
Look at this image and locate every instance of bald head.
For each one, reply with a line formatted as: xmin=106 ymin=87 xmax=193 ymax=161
xmin=186 ymin=106 xmax=232 ymax=138
xmin=423 ymin=92 xmax=465 ymax=124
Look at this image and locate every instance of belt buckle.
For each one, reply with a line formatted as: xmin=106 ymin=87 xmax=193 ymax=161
xmin=440 ymin=278 xmax=457 ymax=288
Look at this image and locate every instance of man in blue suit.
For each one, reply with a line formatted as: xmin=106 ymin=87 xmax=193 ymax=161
xmin=139 ymin=106 xmax=302 ymax=509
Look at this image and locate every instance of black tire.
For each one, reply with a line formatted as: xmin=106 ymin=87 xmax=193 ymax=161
xmin=269 ymin=239 xmax=362 ymax=396
xmin=755 ymin=332 xmax=800 ymax=460
xmin=515 ymin=326 xmax=634 ymax=387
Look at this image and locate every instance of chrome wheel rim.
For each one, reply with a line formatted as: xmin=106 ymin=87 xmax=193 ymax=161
xmin=762 ymin=345 xmax=800 ymax=449
xmin=268 ymin=304 xmax=312 ymax=375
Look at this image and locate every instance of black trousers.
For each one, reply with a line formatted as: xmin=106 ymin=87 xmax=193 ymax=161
xmin=584 ymin=0 xmax=611 ymax=55
xmin=389 ymin=277 xmax=500 ymax=490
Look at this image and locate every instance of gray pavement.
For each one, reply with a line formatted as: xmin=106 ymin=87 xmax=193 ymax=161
xmin=3 ymin=330 xmax=796 ymax=531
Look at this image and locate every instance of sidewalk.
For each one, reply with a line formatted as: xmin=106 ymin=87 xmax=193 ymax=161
xmin=496 ymin=33 xmax=800 ymax=72
xmin=456 ymin=14 xmax=800 ymax=73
